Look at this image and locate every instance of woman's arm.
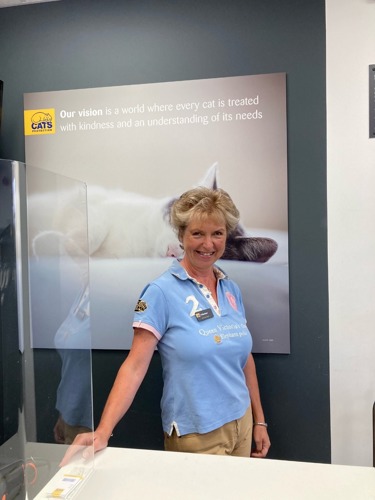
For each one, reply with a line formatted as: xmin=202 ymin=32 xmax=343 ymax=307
xmin=243 ymin=353 xmax=271 ymax=458
xmin=60 ymin=327 xmax=157 ymax=466
xmin=94 ymin=327 xmax=157 ymax=445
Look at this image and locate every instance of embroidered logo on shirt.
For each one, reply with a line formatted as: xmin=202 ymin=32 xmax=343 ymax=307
xmin=226 ymin=292 xmax=238 ymax=311
xmin=134 ymin=299 xmax=147 ymax=312
xmin=214 ymin=335 xmax=222 ymax=344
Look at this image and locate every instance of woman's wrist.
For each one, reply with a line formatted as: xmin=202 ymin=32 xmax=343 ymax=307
xmin=95 ymin=425 xmax=114 ymax=442
xmin=254 ymin=422 xmax=268 ymax=428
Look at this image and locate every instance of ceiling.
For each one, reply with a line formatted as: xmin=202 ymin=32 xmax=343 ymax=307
xmin=0 ymin=0 xmax=60 ymax=7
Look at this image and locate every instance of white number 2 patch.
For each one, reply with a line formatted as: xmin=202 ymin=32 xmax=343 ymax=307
xmin=186 ymin=295 xmax=200 ymax=317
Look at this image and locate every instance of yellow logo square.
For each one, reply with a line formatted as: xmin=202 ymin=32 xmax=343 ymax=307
xmin=24 ymin=108 xmax=56 ymax=136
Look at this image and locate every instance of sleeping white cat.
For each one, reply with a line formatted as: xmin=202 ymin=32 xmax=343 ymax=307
xmin=29 ymin=164 xmax=277 ymax=262
xmin=29 ymin=187 xmax=182 ymax=259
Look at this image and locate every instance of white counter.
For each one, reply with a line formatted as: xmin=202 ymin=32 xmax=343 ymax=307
xmin=33 ymin=445 xmax=375 ymax=499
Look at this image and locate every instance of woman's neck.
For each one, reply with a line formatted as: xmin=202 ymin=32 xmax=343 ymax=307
xmin=180 ymin=258 xmax=216 ymax=285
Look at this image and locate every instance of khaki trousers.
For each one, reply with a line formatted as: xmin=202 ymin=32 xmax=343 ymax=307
xmin=164 ymin=406 xmax=253 ymax=457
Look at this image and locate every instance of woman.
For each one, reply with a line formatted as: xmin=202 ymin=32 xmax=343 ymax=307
xmin=61 ymin=187 xmax=270 ymax=463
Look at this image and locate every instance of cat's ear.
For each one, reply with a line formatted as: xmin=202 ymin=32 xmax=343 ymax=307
xmin=198 ymin=163 xmax=219 ymax=189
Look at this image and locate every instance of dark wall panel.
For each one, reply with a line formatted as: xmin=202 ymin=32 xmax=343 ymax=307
xmin=0 ymin=0 xmax=329 ymax=462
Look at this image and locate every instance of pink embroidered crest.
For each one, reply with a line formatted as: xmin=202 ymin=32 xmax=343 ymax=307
xmin=226 ymin=292 xmax=238 ymax=311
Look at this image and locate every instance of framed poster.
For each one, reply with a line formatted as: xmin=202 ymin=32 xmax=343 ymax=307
xmin=24 ymin=73 xmax=289 ymax=353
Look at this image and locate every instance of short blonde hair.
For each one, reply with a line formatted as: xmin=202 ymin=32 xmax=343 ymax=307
xmin=170 ymin=187 xmax=240 ymax=239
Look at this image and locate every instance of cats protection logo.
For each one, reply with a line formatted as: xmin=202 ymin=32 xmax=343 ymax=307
xmin=24 ymin=108 xmax=56 ymax=135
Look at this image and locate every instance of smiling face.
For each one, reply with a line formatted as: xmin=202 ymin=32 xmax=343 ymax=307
xmin=180 ymin=214 xmax=227 ymax=276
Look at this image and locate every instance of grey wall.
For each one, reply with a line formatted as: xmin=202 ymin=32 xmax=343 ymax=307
xmin=0 ymin=0 xmax=329 ymax=462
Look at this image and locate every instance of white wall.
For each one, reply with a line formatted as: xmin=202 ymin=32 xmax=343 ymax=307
xmin=327 ymin=0 xmax=375 ymax=466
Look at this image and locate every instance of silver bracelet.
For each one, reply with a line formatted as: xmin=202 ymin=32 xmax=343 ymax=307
xmin=254 ymin=422 xmax=268 ymax=428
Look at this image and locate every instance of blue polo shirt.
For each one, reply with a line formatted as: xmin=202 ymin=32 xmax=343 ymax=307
xmin=133 ymin=259 xmax=252 ymax=436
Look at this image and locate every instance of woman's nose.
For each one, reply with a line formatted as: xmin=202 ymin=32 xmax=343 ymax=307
xmin=202 ymin=236 xmax=214 ymax=248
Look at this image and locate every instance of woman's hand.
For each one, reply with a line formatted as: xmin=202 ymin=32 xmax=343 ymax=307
xmin=251 ymin=425 xmax=271 ymax=458
xmin=59 ymin=429 xmax=109 ymax=467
